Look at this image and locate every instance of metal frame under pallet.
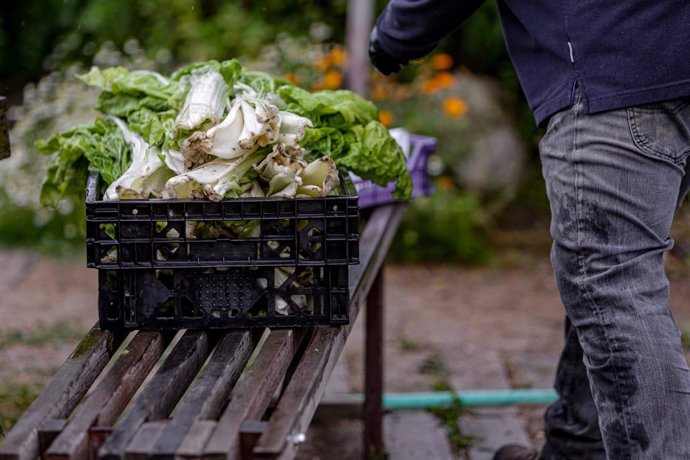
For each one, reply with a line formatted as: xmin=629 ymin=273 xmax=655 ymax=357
xmin=0 ymin=203 xmax=403 ymax=460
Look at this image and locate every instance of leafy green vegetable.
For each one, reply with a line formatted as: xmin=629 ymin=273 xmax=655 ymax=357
xmin=38 ymin=58 xmax=412 ymax=205
xmin=278 ymin=86 xmax=378 ymax=129
xmin=36 ymin=118 xmax=131 ymax=206
xmin=171 ymin=59 xmax=243 ymax=87
xmin=341 ymin=121 xmax=411 ymax=200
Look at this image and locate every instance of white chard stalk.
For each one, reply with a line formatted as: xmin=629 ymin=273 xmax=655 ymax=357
xmin=278 ymin=111 xmax=312 ymax=151
xmin=164 ymin=149 xmax=265 ymax=201
xmin=181 ymin=96 xmax=281 ymax=161
xmin=254 ymin=147 xmax=308 ymax=197
xmin=174 ymin=71 xmax=228 ymax=134
xmin=297 ymin=156 xmax=340 ymax=197
xmin=104 ymin=117 xmax=172 ymax=201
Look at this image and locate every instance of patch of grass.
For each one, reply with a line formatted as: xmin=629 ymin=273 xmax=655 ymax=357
xmin=419 ymin=352 xmax=448 ymax=377
xmin=399 ymin=336 xmax=420 ymax=352
xmin=427 ymin=388 xmax=477 ymax=455
xmin=0 ymin=320 xmax=84 ymax=350
xmin=0 ymin=382 xmax=42 ymax=436
xmin=431 ymin=379 xmax=453 ymax=392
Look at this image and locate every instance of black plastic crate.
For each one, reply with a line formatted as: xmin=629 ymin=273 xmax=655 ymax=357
xmin=98 ymin=265 xmax=349 ymax=330
xmin=85 ymin=174 xmax=359 ymax=269
xmin=85 ymin=172 xmax=359 ymax=330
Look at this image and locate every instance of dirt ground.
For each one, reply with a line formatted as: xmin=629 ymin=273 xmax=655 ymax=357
xmin=3 ymin=222 xmax=690 ymax=454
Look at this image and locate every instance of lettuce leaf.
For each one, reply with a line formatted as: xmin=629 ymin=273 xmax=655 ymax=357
xmin=36 ymin=118 xmax=131 ymax=206
xmin=302 ymin=121 xmax=411 ymax=200
xmin=278 ymin=86 xmax=378 ymax=130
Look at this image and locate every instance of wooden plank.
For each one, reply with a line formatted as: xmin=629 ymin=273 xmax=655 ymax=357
xmin=38 ymin=420 xmax=67 ymax=456
xmin=239 ymin=421 xmax=267 ymax=460
xmin=45 ymin=331 xmax=165 ymax=460
xmin=253 ymin=329 xmax=339 ymax=459
xmin=90 ymin=427 xmax=114 ymax=460
xmin=349 ymin=204 xmax=406 ymax=313
xmin=175 ymin=421 xmax=217 ymax=460
xmin=253 ymin=204 xmax=405 ymax=459
xmin=0 ymin=325 xmax=124 ymax=460
xmin=100 ymin=331 xmax=212 ymax=460
xmin=151 ymin=331 xmax=256 ymax=459
xmin=202 ymin=330 xmax=301 ymax=460
xmin=125 ymin=421 xmax=167 ymax=460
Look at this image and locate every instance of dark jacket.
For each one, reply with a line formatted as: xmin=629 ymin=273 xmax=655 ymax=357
xmin=376 ymin=0 xmax=690 ymax=125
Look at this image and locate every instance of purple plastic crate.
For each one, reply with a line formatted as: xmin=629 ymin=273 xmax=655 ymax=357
xmin=352 ymin=133 xmax=437 ymax=209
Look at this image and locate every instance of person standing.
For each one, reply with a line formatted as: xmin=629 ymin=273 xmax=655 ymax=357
xmin=369 ymin=1 xmax=690 ymax=459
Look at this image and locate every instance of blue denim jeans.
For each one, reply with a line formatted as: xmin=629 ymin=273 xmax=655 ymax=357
xmin=538 ymin=89 xmax=690 ymax=459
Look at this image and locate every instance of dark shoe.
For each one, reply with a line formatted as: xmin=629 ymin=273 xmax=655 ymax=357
xmin=493 ymin=444 xmax=540 ymax=460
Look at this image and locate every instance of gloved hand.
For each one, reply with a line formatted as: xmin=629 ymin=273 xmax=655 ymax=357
xmin=368 ymin=26 xmax=408 ymax=75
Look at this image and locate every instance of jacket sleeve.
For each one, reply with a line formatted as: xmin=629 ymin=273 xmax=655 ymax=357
xmin=376 ymin=0 xmax=486 ymax=60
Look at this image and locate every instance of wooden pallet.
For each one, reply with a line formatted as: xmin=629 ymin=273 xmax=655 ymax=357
xmin=0 ymin=204 xmax=404 ymax=460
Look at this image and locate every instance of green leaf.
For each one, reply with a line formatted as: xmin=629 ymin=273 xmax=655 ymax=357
xmin=339 ymin=122 xmax=412 ymax=200
xmin=278 ymin=86 xmax=378 ymax=129
xmin=170 ymin=59 xmax=243 ymax=87
xmin=36 ymin=118 xmax=131 ymax=206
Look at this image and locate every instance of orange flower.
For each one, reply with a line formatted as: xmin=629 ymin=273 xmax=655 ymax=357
xmin=434 ymin=72 xmax=455 ymax=89
xmin=329 ymin=47 xmax=347 ymax=66
xmin=437 ymin=175 xmax=455 ymax=191
xmin=422 ymin=78 xmax=440 ymax=94
xmin=443 ymin=96 xmax=468 ymax=118
xmin=282 ymin=73 xmax=298 ymax=85
xmin=432 ymin=53 xmax=454 ymax=71
xmin=321 ymin=70 xmax=343 ymax=89
xmin=313 ymin=55 xmax=331 ymax=72
xmin=379 ymin=110 xmax=394 ymax=127
xmin=370 ymin=84 xmax=388 ymax=101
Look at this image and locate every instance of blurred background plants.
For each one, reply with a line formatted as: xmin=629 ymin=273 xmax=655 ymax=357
xmin=0 ymin=0 xmax=550 ymax=263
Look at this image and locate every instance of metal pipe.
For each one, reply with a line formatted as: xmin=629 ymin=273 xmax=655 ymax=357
xmin=345 ymin=0 xmax=375 ymax=96
xmin=338 ymin=389 xmax=558 ymax=409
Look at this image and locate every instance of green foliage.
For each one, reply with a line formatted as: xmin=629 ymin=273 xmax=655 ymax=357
xmin=0 ymin=0 xmax=352 ymax=88
xmin=0 ymin=320 xmax=84 ymax=350
xmin=427 ymin=395 xmax=476 ymax=454
xmin=0 ymin=190 xmax=84 ymax=255
xmin=419 ymin=352 xmax=448 ymax=377
xmin=0 ymin=382 xmax=42 ymax=435
xmin=399 ymin=336 xmax=420 ymax=352
xmin=388 ymin=189 xmax=492 ymax=265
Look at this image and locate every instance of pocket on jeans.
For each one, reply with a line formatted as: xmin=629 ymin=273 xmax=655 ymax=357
xmin=627 ymin=99 xmax=690 ymax=164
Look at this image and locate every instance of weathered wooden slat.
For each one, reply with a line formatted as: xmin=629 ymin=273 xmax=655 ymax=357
xmin=101 ymin=331 xmax=212 ymax=460
xmin=349 ymin=204 xmax=405 ymax=309
xmin=124 ymin=421 xmax=167 ymax=460
xmin=38 ymin=420 xmax=67 ymax=457
xmin=175 ymin=421 xmax=217 ymax=460
xmin=0 ymin=325 xmax=124 ymax=460
xmin=151 ymin=331 xmax=257 ymax=459
xmin=239 ymin=421 xmax=267 ymax=460
xmin=90 ymin=427 xmax=114 ymax=460
xmin=45 ymin=331 xmax=166 ymax=460
xmin=252 ymin=329 xmax=339 ymax=459
xmin=253 ymin=204 xmax=405 ymax=459
xmin=202 ymin=330 xmax=302 ymax=460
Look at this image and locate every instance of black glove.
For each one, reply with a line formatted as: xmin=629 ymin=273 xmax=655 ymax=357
xmin=368 ymin=26 xmax=408 ymax=75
